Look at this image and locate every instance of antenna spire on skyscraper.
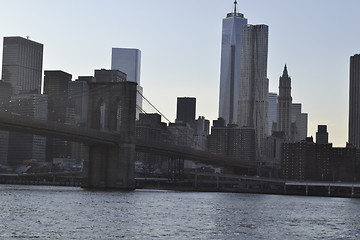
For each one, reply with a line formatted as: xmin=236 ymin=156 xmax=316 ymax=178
xmin=234 ymin=0 xmax=238 ymax=14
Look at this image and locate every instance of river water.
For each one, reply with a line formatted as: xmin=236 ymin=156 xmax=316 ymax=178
xmin=0 ymin=185 xmax=359 ymax=239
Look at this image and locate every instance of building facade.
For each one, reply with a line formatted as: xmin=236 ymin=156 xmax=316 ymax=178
xmin=44 ymin=70 xmax=72 ymax=122
xmin=268 ymin=92 xmax=278 ymax=135
xmin=316 ymin=125 xmax=329 ymax=144
xmin=1 ymin=36 xmax=43 ymax=94
xmin=94 ymin=69 xmax=126 ymax=83
xmin=281 ymin=138 xmax=359 ymax=181
xmin=290 ymin=103 xmax=308 ymax=142
xmin=208 ymin=118 xmax=256 ymax=163
xmin=0 ymin=82 xmax=12 ymax=164
xmin=176 ymin=97 xmax=196 ymax=125
xmin=238 ymin=24 xmax=269 ymax=157
xmin=348 ymin=54 xmax=360 ymax=148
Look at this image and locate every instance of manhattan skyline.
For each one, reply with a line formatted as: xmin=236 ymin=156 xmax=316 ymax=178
xmin=1 ymin=1 xmax=360 ymax=147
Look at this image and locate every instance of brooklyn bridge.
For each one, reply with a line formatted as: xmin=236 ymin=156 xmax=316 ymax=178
xmin=0 ymin=81 xmax=258 ymax=189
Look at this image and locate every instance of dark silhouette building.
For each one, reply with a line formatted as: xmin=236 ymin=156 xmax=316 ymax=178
xmin=281 ymin=137 xmax=359 ymax=181
xmin=176 ymin=97 xmax=196 ymax=125
xmin=316 ymin=125 xmax=329 ymax=144
xmin=44 ymin=70 xmax=72 ymax=122
xmin=77 ymin=76 xmax=95 ymax=83
xmin=349 ymin=54 xmax=360 ymax=148
xmin=94 ymin=69 xmax=126 ymax=83
xmin=332 ymin=146 xmax=359 ymax=182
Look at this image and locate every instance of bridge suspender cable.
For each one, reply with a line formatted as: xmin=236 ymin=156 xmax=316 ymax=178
xmin=136 ymin=89 xmax=172 ymax=124
xmin=136 ymin=89 xmax=208 ymax=151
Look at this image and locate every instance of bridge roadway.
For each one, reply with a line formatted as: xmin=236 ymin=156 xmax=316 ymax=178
xmin=135 ymin=139 xmax=255 ymax=169
xmin=0 ymin=112 xmax=122 ymax=145
xmin=0 ymin=112 xmax=255 ymax=169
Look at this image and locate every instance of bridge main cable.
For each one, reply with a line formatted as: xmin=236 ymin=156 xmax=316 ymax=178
xmin=137 ymin=89 xmax=172 ymax=124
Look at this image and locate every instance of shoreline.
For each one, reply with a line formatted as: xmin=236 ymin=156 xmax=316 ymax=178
xmin=1 ymin=174 xmax=360 ymax=198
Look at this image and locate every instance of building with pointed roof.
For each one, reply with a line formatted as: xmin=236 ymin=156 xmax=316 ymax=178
xmin=277 ymin=65 xmax=292 ymax=139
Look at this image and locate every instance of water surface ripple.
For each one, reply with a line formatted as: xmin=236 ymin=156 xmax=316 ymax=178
xmin=1 ymin=185 xmax=359 ymax=239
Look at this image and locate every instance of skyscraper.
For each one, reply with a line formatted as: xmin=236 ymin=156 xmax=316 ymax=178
xmin=111 ymin=48 xmax=141 ymax=84
xmin=349 ymin=54 xmax=360 ymax=148
xmin=218 ymin=2 xmax=248 ymax=125
xmin=1 ymin=36 xmax=43 ymax=94
xmin=268 ymin=92 xmax=278 ymax=135
xmin=277 ymin=65 xmax=292 ymax=139
xmin=176 ymin=97 xmax=196 ymax=125
xmin=291 ymin=103 xmax=308 ymax=142
xmin=218 ymin=1 xmax=269 ymax=158
xmin=111 ymin=48 xmax=143 ymax=118
xmin=298 ymin=113 xmax=308 ymax=141
xmin=238 ymin=24 xmax=269 ymax=152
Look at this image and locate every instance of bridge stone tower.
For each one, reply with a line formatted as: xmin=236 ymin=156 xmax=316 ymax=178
xmin=84 ymin=81 xmax=137 ymax=189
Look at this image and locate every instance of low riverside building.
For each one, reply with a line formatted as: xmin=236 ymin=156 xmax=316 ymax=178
xmin=281 ymin=137 xmax=360 ymax=182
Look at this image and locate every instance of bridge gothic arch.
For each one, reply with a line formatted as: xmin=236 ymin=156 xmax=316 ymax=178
xmin=85 ymin=82 xmax=137 ymax=189
xmin=91 ymin=98 xmax=107 ymax=131
xmin=99 ymin=100 xmax=106 ymax=130
xmin=108 ymin=97 xmax=122 ymax=133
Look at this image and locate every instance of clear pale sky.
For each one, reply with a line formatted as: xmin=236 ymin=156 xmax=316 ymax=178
xmin=1 ymin=0 xmax=360 ymax=147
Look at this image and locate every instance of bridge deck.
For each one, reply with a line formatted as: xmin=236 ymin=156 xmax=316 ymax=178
xmin=0 ymin=112 xmax=259 ymax=169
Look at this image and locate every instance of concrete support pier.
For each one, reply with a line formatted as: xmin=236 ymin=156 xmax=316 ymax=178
xmin=86 ymin=143 xmax=135 ymax=189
